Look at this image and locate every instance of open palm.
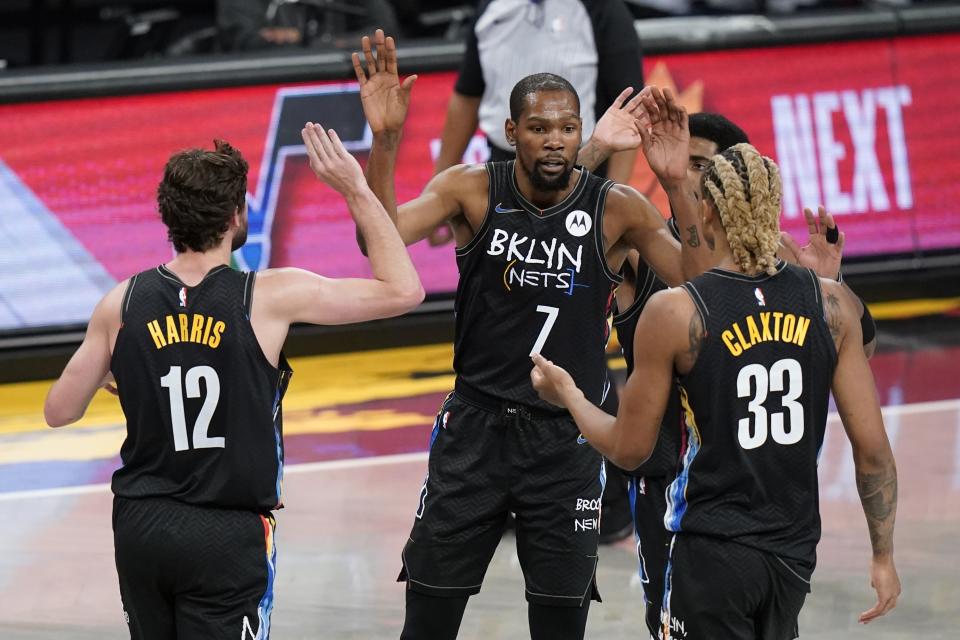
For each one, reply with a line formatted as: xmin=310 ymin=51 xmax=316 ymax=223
xmin=352 ymin=29 xmax=417 ymax=135
xmin=639 ymin=87 xmax=688 ymax=183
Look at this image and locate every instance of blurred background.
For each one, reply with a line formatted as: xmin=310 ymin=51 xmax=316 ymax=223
xmin=0 ymin=1 xmax=959 ymax=638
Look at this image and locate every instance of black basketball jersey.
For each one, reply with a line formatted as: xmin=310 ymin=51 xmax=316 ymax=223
xmin=612 ymin=216 xmax=678 ymax=478
xmin=110 ymin=265 xmax=292 ymax=512
xmin=665 ymin=262 xmax=837 ymax=567
xmin=453 ymin=161 xmax=620 ymax=410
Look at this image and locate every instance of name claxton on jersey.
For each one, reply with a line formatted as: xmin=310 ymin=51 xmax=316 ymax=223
xmin=486 ymin=210 xmax=593 ymax=295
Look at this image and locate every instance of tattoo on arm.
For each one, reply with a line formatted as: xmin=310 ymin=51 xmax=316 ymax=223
xmin=856 ymin=463 xmax=898 ymax=557
xmin=688 ymin=308 xmax=706 ymax=361
xmin=824 ymin=292 xmax=842 ymax=345
xmin=686 ymin=225 xmax=700 ymax=248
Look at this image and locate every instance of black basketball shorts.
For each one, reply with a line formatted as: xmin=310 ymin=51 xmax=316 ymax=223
xmin=630 ymin=474 xmax=671 ymax=638
xmin=113 ymin=496 xmax=277 ymax=640
xmin=661 ymin=534 xmax=811 ymax=640
xmin=399 ymin=387 xmax=605 ymax=606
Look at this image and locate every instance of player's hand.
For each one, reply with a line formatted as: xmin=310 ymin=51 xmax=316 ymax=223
xmin=352 ymin=29 xmax=417 ymax=135
xmin=530 ymin=353 xmax=579 ymax=409
xmin=637 ymin=86 xmax=689 ymax=184
xmin=591 ymin=86 xmax=658 ymax=156
xmin=859 ymin=556 xmax=900 ymax=624
xmin=100 ymin=371 xmax=118 ymax=396
xmin=301 ymin=122 xmax=365 ymax=196
xmin=779 ymin=206 xmax=845 ymax=279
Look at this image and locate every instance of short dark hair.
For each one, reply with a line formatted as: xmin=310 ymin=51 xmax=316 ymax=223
xmin=157 ymin=139 xmax=248 ymax=253
xmin=688 ymin=112 xmax=750 ymax=153
xmin=509 ymin=73 xmax=580 ymax=122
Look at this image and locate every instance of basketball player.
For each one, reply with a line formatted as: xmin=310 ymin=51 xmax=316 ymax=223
xmin=351 ymin=30 xmax=711 ymax=640
xmin=532 ymin=143 xmax=900 ymax=639
xmin=43 ymin=124 xmax=424 ymax=639
xmin=591 ymin=110 xmax=879 ymax=638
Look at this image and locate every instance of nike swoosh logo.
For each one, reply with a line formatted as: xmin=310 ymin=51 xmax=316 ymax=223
xmin=495 ymin=203 xmax=522 ymax=214
xmin=577 ymin=435 xmax=588 ymax=445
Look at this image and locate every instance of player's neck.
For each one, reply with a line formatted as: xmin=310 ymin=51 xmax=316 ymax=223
xmin=165 ymin=244 xmax=232 ymax=287
xmin=711 ymin=234 xmax=742 ymax=274
xmin=514 ymin=166 xmax=581 ymax=210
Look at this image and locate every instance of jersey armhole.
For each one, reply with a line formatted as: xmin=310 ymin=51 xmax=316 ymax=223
xmin=454 ymin=162 xmax=494 ymax=256
xmin=680 ymin=281 xmax=710 ymax=333
xmin=805 ymin=268 xmax=826 ymax=322
xmin=119 ymin=273 xmax=139 ymax=325
xmin=593 ymin=179 xmax=624 ymax=284
xmin=243 ymin=271 xmax=257 ymax=320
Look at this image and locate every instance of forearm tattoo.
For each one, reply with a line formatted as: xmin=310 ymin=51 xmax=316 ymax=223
xmin=856 ymin=463 xmax=898 ymax=557
xmin=686 ymin=225 xmax=701 ymax=248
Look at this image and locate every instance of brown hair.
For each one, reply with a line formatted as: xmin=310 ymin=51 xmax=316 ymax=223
xmin=157 ymin=139 xmax=248 ymax=253
xmin=702 ymin=143 xmax=782 ymax=276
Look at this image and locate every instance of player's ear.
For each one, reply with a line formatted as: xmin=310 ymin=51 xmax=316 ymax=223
xmin=505 ymin=119 xmax=517 ymax=148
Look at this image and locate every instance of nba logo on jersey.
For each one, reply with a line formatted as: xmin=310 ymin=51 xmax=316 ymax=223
xmin=565 ymin=210 xmax=592 ymax=237
xmin=178 ymin=287 xmax=187 ymax=308
xmin=754 ymin=287 xmax=766 ymax=307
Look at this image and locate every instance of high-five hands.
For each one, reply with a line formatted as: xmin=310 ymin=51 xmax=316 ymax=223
xmin=301 ymin=122 xmax=365 ymax=195
xmin=352 ymin=29 xmax=417 ymax=135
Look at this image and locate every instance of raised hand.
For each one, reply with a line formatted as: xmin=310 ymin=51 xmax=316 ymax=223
xmin=592 ymin=86 xmax=659 ymax=155
xmin=301 ymin=122 xmax=365 ymax=196
xmin=779 ymin=206 xmax=845 ymax=279
xmin=352 ymin=29 xmax=417 ymax=135
xmin=530 ymin=353 xmax=579 ymax=409
xmin=637 ymin=86 xmax=689 ymax=184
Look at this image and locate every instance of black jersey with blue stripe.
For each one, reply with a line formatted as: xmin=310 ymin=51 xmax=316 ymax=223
xmin=665 ymin=263 xmax=837 ymax=568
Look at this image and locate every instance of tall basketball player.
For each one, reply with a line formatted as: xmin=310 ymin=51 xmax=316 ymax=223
xmin=44 ymin=124 xmax=423 ymax=639
xmin=532 ymin=143 xmax=900 ymax=639
xmin=351 ymin=30 xmax=712 ymax=640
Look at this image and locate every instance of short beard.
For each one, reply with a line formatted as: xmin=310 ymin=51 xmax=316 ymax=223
xmin=231 ymin=221 xmax=248 ymax=251
xmin=519 ymin=154 xmax=574 ymax=192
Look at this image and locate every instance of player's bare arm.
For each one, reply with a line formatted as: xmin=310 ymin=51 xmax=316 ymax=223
xmin=252 ymin=123 xmax=425 ymax=364
xmin=531 ymin=288 xmax=695 ymax=470
xmin=44 ymin=281 xmax=126 ymax=427
xmin=352 ymin=30 xmax=489 ymax=251
xmin=603 ymin=184 xmax=686 ymax=286
xmin=823 ymin=277 xmax=900 ymax=624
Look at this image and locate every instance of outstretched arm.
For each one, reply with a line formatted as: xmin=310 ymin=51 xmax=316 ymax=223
xmin=45 ymin=283 xmax=124 ymax=427
xmin=352 ymin=30 xmax=418 ymax=251
xmin=531 ymin=289 xmax=691 ymax=469
xmin=824 ymin=279 xmax=900 ymax=624
xmin=259 ymin=123 xmax=423 ymax=327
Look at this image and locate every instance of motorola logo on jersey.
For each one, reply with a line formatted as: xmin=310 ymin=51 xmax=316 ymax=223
xmin=234 ymin=85 xmax=373 ymax=272
xmin=565 ymin=210 xmax=592 ymax=237
xmin=486 ymin=228 xmax=590 ymax=295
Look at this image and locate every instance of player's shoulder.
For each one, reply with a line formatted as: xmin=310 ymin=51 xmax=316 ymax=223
xmin=432 ymin=163 xmax=490 ymax=193
xmin=603 ymin=182 xmax=660 ymax=225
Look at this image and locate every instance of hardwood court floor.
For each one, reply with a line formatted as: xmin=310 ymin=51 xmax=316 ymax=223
xmin=1 ymin=316 xmax=959 ymax=638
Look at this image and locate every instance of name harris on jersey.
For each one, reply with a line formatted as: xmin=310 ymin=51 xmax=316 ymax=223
xmin=145 ymin=313 xmax=227 ymax=350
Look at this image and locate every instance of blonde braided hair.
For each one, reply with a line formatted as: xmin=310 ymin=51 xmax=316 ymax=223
xmin=702 ymin=143 xmax=782 ymax=276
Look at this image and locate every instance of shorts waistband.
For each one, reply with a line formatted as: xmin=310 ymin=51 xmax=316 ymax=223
xmin=454 ymin=380 xmax=570 ymax=421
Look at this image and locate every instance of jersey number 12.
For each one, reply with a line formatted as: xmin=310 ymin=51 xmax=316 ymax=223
xmin=160 ymin=365 xmax=224 ymax=451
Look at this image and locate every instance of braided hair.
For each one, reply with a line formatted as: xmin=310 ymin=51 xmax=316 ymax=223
xmin=702 ymin=143 xmax=782 ymax=276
